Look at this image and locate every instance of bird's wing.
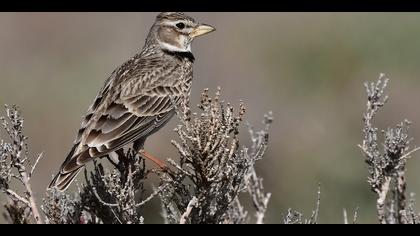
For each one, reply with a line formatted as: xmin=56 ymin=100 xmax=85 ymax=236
xmin=59 ymin=57 xmax=185 ymax=174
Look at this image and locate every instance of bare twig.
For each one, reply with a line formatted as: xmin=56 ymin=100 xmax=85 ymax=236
xmin=344 ymin=207 xmax=359 ymax=224
xmin=283 ymin=185 xmax=321 ymax=224
xmin=91 ymin=187 xmax=119 ymax=207
xmin=20 ymin=171 xmax=43 ymax=224
xmin=179 ymin=197 xmax=198 ymax=224
xmin=400 ymin=146 xmax=420 ymax=160
xmin=353 ymin=207 xmax=359 ymax=224
xmin=135 ymin=184 xmax=168 ymax=207
xmin=309 ymin=184 xmax=321 ymax=224
xmin=343 ymin=208 xmax=348 ymax=224
xmin=5 ymin=189 xmax=30 ymax=206
xmin=29 ymin=152 xmax=43 ymax=179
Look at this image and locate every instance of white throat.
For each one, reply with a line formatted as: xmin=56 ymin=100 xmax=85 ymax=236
xmin=159 ymin=41 xmax=191 ymax=53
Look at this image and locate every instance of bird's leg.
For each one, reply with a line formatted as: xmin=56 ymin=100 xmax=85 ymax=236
xmin=139 ymin=150 xmax=168 ymax=171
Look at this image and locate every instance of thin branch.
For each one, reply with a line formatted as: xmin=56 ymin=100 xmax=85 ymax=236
xmin=343 ymin=208 xmax=348 ymax=224
xmin=353 ymin=207 xmax=359 ymax=224
xmin=29 ymin=152 xmax=43 ymax=179
xmin=110 ymin=207 xmax=123 ymax=224
xmin=19 ymin=170 xmax=43 ymax=224
xmin=400 ymin=146 xmax=420 ymax=160
xmin=135 ymin=184 xmax=168 ymax=208
xmin=4 ymin=189 xmax=30 ymax=206
xmin=180 ymin=197 xmax=198 ymax=224
xmin=344 ymin=207 xmax=359 ymax=224
xmin=309 ymin=184 xmax=321 ymax=224
xmin=91 ymin=187 xmax=118 ymax=207
xmin=357 ymin=144 xmax=374 ymax=159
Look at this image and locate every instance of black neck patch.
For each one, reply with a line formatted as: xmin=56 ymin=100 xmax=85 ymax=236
xmin=163 ymin=49 xmax=195 ymax=63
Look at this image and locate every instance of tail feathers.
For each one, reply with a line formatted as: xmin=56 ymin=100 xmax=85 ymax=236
xmin=48 ymin=168 xmax=82 ymax=191
xmin=48 ymin=144 xmax=82 ymax=191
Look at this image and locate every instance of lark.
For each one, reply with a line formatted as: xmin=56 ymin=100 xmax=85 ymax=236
xmin=49 ymin=12 xmax=215 ymax=190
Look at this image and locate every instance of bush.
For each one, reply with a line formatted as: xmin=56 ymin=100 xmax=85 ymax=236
xmin=0 ymin=88 xmax=272 ymax=224
xmin=2 ymin=75 xmax=420 ymax=224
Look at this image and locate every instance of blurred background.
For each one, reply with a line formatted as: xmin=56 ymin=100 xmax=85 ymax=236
xmin=1 ymin=12 xmax=420 ymax=224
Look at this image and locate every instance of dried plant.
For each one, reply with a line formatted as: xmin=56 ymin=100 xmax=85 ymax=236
xmin=1 ymin=87 xmax=272 ymax=224
xmin=343 ymin=207 xmax=359 ymax=224
xmin=0 ymin=105 xmax=43 ymax=224
xmin=359 ymin=74 xmax=420 ymax=224
xmin=5 ymin=72 xmax=420 ymax=224
xmin=5 ymin=74 xmax=420 ymax=224
xmin=283 ymin=185 xmax=321 ymax=224
xmin=41 ymin=188 xmax=82 ymax=224
xmin=42 ymin=149 xmax=158 ymax=224
xmin=159 ymin=88 xmax=272 ymax=224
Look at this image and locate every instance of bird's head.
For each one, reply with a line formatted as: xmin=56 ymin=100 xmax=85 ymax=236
xmin=147 ymin=12 xmax=215 ymax=53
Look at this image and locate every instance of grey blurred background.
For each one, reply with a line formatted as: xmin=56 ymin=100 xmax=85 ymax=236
xmin=1 ymin=12 xmax=420 ymax=224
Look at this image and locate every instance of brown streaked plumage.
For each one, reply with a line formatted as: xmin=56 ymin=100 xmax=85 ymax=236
xmin=49 ymin=12 xmax=215 ymax=191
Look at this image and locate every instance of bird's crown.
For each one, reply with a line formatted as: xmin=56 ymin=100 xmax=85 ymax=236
xmin=156 ymin=12 xmax=196 ymax=23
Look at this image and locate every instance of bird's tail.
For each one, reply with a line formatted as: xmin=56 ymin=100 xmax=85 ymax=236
xmin=48 ymin=144 xmax=83 ymax=191
xmin=48 ymin=168 xmax=82 ymax=191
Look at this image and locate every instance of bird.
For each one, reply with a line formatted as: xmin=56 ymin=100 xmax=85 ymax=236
xmin=48 ymin=12 xmax=215 ymax=191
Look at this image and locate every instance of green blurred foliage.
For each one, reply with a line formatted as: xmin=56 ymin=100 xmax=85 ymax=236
xmin=2 ymin=12 xmax=420 ymax=224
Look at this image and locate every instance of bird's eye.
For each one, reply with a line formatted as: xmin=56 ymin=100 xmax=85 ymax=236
xmin=176 ymin=23 xmax=185 ymax=29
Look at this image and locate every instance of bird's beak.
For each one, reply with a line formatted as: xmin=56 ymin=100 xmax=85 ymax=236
xmin=189 ymin=24 xmax=216 ymax=38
